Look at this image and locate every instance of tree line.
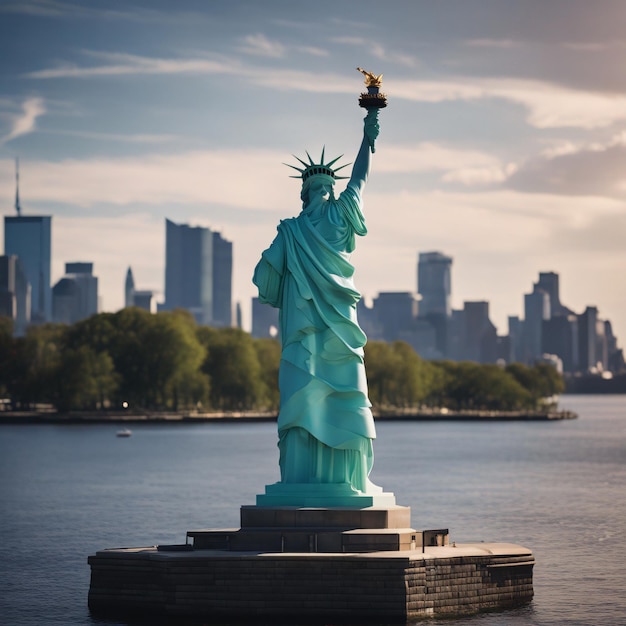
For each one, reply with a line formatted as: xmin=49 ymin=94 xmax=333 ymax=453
xmin=0 ymin=309 xmax=563 ymax=413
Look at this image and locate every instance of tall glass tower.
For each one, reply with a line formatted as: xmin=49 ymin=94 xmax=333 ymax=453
xmin=417 ymin=251 xmax=452 ymax=318
xmin=4 ymin=215 xmax=52 ymax=323
xmin=3 ymin=160 xmax=52 ymax=323
xmin=163 ymin=219 xmax=232 ymax=327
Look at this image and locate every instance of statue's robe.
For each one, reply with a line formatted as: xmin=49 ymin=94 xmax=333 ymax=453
xmin=253 ymin=183 xmax=377 ymax=493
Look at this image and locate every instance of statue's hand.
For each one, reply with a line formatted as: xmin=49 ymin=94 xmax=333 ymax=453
xmin=364 ymin=109 xmax=380 ymax=153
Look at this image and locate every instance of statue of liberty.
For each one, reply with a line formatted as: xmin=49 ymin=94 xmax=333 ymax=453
xmin=253 ymin=70 xmax=393 ymax=506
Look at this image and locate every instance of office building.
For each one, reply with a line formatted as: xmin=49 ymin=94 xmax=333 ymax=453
xmin=133 ymin=290 xmax=156 ymax=313
xmin=251 ymin=297 xmax=279 ymax=339
xmin=535 ymin=271 xmax=571 ymax=317
xmin=4 ymin=215 xmax=52 ymax=324
xmin=461 ymin=301 xmax=498 ymax=363
xmin=542 ymin=314 xmax=579 ymax=373
xmin=3 ymin=160 xmax=52 ymax=323
xmin=523 ymin=285 xmax=550 ymax=364
xmin=125 ymin=267 xmax=135 ymax=308
xmin=417 ymin=252 xmax=452 ymax=318
xmin=162 ymin=219 xmax=232 ymax=327
xmin=0 ymin=254 xmax=30 ymax=335
xmin=52 ymin=262 xmax=98 ymax=324
xmin=372 ymin=292 xmax=418 ymax=342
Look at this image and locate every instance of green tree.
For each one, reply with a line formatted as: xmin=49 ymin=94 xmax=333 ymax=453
xmin=55 ymin=345 xmax=119 ymax=411
xmin=433 ymin=361 xmax=533 ymax=411
xmin=9 ymin=323 xmax=67 ymax=408
xmin=0 ymin=316 xmax=13 ymax=401
xmin=252 ymin=338 xmax=281 ymax=411
xmin=199 ymin=327 xmax=267 ymax=410
xmin=365 ymin=341 xmax=434 ymax=408
xmin=506 ymin=362 xmax=564 ymax=408
xmin=148 ymin=310 xmax=208 ymax=410
xmin=107 ymin=308 xmax=208 ymax=410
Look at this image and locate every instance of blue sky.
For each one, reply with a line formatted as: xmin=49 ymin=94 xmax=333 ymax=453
xmin=1 ymin=0 xmax=626 ymax=341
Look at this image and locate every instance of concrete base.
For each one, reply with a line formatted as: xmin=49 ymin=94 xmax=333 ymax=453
xmin=88 ymin=504 xmax=534 ymax=622
xmin=256 ymin=482 xmax=398 ymax=507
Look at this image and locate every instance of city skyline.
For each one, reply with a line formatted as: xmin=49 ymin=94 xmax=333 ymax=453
xmin=1 ymin=1 xmax=626 ymax=337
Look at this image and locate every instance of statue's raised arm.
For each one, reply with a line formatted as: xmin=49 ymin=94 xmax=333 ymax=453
xmin=348 ymin=109 xmax=380 ymax=194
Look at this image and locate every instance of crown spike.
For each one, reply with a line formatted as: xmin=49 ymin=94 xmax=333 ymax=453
xmin=320 ymin=146 xmax=326 ymax=166
xmin=305 ymin=151 xmax=315 ymax=166
xmin=325 ymin=154 xmax=344 ymax=168
xmin=284 ymin=163 xmax=305 ymax=174
xmin=292 ymin=154 xmax=309 ymax=168
xmin=333 ymin=162 xmax=351 ymax=172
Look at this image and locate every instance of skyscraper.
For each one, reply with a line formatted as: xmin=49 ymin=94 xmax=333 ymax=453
xmin=0 ymin=254 xmax=30 ymax=335
xmin=4 ymin=215 xmax=52 ymax=323
xmin=125 ymin=266 xmax=135 ymax=308
xmin=417 ymin=251 xmax=452 ymax=318
xmin=52 ymin=262 xmax=98 ymax=324
xmin=163 ymin=219 xmax=232 ymax=327
xmin=523 ymin=286 xmax=550 ymax=364
xmin=4 ymin=159 xmax=52 ymax=324
xmin=535 ymin=271 xmax=571 ymax=317
xmin=417 ymin=251 xmax=452 ymax=356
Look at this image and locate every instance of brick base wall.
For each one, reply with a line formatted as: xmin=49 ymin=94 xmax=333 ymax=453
xmin=88 ymin=546 xmax=534 ymax=622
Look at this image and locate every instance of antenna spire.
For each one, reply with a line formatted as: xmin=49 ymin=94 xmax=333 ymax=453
xmin=15 ymin=157 xmax=22 ymax=216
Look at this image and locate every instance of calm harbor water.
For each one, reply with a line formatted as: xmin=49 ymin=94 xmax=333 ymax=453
xmin=0 ymin=394 xmax=625 ymax=625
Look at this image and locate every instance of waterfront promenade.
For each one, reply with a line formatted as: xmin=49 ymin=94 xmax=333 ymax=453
xmin=0 ymin=407 xmax=577 ymax=424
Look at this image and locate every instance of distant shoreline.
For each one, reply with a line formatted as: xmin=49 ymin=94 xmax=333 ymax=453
xmin=0 ymin=408 xmax=577 ymax=424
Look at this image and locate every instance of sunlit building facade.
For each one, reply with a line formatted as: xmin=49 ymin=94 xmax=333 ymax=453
xmin=4 ymin=215 xmax=52 ymax=323
xmin=162 ymin=219 xmax=232 ymax=327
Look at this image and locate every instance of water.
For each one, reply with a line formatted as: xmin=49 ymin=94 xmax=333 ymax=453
xmin=1 ymin=395 xmax=625 ymax=625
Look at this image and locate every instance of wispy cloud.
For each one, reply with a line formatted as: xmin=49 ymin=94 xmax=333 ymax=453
xmin=465 ymin=39 xmax=521 ymax=48
xmin=0 ymin=150 xmax=290 ymax=210
xmin=377 ymin=142 xmax=513 ymax=185
xmin=237 ymin=33 xmax=285 ymax=58
xmin=507 ymin=132 xmax=626 ymax=197
xmin=1 ymin=97 xmax=46 ymax=144
xmin=390 ymin=76 xmax=626 ymax=129
xmin=26 ymin=51 xmax=242 ymax=79
xmin=43 ymin=129 xmax=182 ymax=144
xmin=0 ymin=0 xmax=206 ymax=24
xmin=24 ymin=49 xmax=626 ymax=130
xmin=296 ymin=46 xmax=329 ymax=57
xmin=332 ymin=36 xmax=418 ymax=67
xmin=0 ymin=0 xmax=81 ymax=17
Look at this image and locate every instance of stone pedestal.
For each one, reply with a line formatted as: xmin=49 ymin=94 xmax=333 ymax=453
xmin=88 ymin=504 xmax=534 ymax=622
xmin=188 ymin=504 xmax=422 ymax=553
xmin=256 ymin=482 xmax=398 ymax=507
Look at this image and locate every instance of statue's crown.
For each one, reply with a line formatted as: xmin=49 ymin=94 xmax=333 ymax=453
xmin=285 ymin=148 xmax=350 ymax=182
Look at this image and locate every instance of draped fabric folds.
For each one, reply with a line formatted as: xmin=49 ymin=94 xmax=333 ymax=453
xmin=253 ymin=184 xmax=377 ymax=493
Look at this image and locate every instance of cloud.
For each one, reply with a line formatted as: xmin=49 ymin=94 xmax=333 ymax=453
xmin=390 ymin=76 xmax=626 ymax=129
xmin=296 ymin=46 xmax=329 ymax=57
xmin=331 ymin=36 xmax=418 ymax=67
xmin=25 ymin=48 xmax=626 ymax=130
xmin=1 ymin=97 xmax=46 ymax=144
xmin=25 ymin=52 xmax=242 ymax=79
xmin=237 ymin=33 xmax=285 ymax=58
xmin=464 ymin=39 xmax=522 ymax=49
xmin=0 ymin=150 xmax=292 ymax=211
xmin=506 ymin=133 xmax=626 ymax=197
xmin=43 ymin=129 xmax=182 ymax=144
xmin=0 ymin=0 xmax=80 ymax=17
xmin=377 ymin=142 xmax=514 ymax=185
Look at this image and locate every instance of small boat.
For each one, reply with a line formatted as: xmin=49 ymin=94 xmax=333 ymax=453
xmin=116 ymin=428 xmax=132 ymax=437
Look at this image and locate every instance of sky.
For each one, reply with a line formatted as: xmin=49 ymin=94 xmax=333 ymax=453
xmin=1 ymin=0 xmax=626 ymax=340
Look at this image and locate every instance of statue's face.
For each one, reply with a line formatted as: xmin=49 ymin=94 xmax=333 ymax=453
xmin=307 ymin=178 xmax=333 ymax=203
